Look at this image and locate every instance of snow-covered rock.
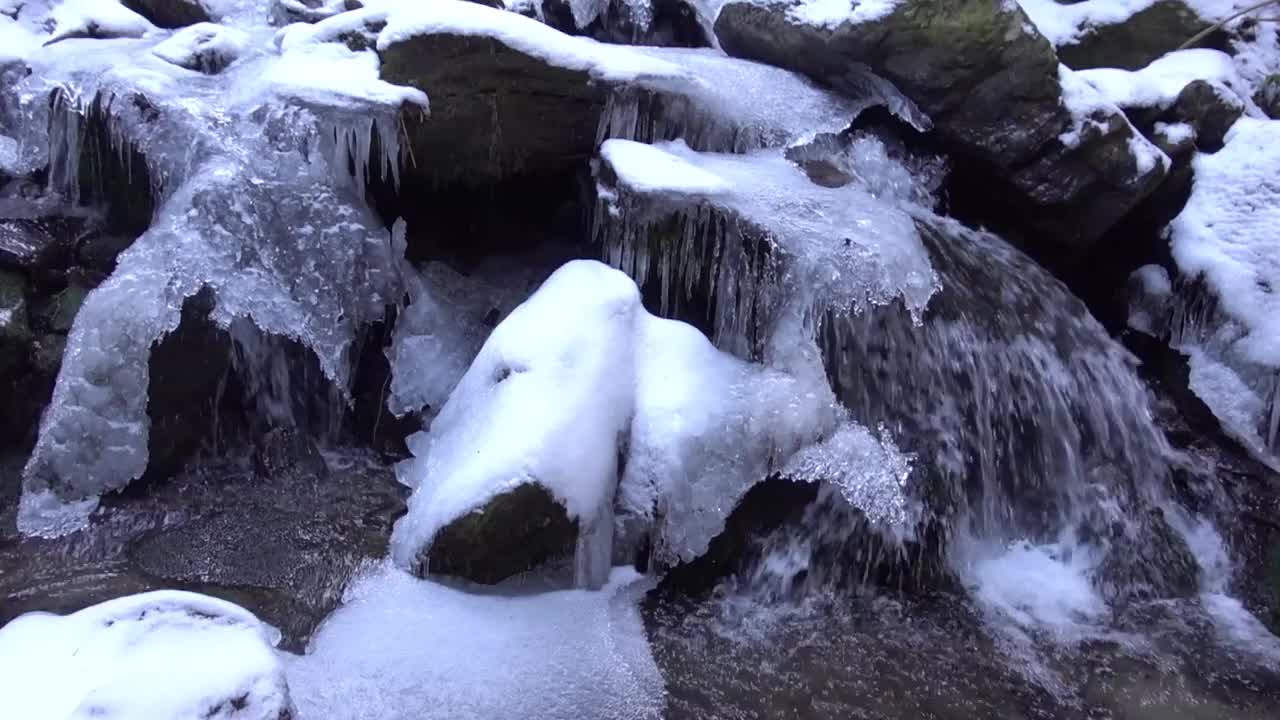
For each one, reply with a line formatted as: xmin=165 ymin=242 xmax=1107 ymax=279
xmin=390 ymin=259 xmax=900 ymax=583
xmin=152 ymin=22 xmax=250 ymax=74
xmin=46 ymin=0 xmax=157 ymax=45
xmin=715 ymin=0 xmax=1168 ymax=252
xmin=1163 ymin=118 xmax=1280 ymax=460
xmin=1019 ymin=0 xmax=1222 ymax=70
xmin=0 ymin=591 xmax=292 ymax=720
xmin=539 ymin=0 xmax=711 ymax=48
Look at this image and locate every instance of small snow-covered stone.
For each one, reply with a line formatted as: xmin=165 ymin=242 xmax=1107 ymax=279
xmin=152 ymin=23 xmax=249 ymax=74
xmin=46 ymin=0 xmax=157 ymax=45
xmin=0 ymin=591 xmax=292 ymax=720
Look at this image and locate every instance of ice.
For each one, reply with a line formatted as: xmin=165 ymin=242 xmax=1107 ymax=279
xmin=285 ymin=562 xmax=663 ymax=720
xmin=385 ymin=261 xmax=537 ymax=418
xmin=601 ymin=46 xmax=928 ymax=153
xmin=151 ymin=22 xmax=251 ymax=74
xmin=1170 ymin=118 xmax=1280 ymax=365
xmin=1074 ymin=49 xmax=1246 ymax=110
xmin=0 ymin=591 xmax=290 ymax=720
xmin=391 ymin=259 xmax=895 ymax=576
xmin=599 ymin=137 xmax=732 ymax=195
xmin=780 ymin=422 xmax=914 ymax=533
xmin=595 ymin=138 xmax=938 ymax=358
xmin=15 ymin=17 xmax=408 ymax=535
xmin=1126 ymin=263 xmax=1173 ymax=335
xmin=47 ymin=0 xmax=156 ymax=45
xmin=786 ymin=0 xmax=902 ymax=28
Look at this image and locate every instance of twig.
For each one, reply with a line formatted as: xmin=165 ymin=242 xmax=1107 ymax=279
xmin=1177 ymin=0 xmax=1280 ymax=51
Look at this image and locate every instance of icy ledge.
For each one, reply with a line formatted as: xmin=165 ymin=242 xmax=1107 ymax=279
xmin=391 ymin=260 xmax=913 ymax=585
xmin=0 ymin=591 xmax=291 ymax=720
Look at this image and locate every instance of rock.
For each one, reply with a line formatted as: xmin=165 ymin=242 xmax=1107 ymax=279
xmin=272 ymin=0 xmax=359 ymax=24
xmin=540 ymin=0 xmax=712 ymax=48
xmin=121 ymin=0 xmax=212 ymax=28
xmin=0 ymin=216 xmax=88 ymax=272
xmin=0 ymin=269 xmax=28 ymax=346
xmin=1056 ymin=0 xmax=1222 ymax=71
xmin=0 ymin=591 xmax=293 ymax=720
xmin=152 ymin=23 xmax=250 ymax=75
xmin=379 ymin=31 xmax=604 ymax=186
xmin=1254 ymin=73 xmax=1280 ymax=119
xmin=714 ymin=0 xmax=1165 ymax=254
xmin=75 ymin=232 xmax=134 ymax=275
xmin=421 ymin=483 xmax=578 ymax=584
xmin=1168 ymin=79 xmax=1244 ymax=153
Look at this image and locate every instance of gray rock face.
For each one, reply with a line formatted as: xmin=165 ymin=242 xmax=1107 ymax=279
xmin=122 ymin=0 xmax=212 ymax=28
xmin=1255 ymin=73 xmax=1280 ymax=119
xmin=1168 ymin=79 xmax=1244 ymax=153
xmin=419 ymin=483 xmax=578 ymax=584
xmin=1056 ymin=0 xmax=1219 ymax=71
xmin=714 ymin=0 xmax=1166 ymax=253
xmin=380 ymin=32 xmax=603 ymax=186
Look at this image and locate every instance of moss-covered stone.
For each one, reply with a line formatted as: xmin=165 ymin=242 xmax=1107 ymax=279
xmin=420 ymin=482 xmax=578 ymax=584
xmin=1057 ymin=0 xmax=1221 ymax=71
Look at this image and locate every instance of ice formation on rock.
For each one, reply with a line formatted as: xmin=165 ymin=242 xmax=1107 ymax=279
xmin=391 ymin=260 xmax=910 ymax=581
xmin=13 ymin=9 xmax=423 ymax=535
xmin=0 ymin=591 xmax=291 ymax=720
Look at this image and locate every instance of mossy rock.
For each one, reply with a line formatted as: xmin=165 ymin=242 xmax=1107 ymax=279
xmin=1057 ymin=0 xmax=1223 ymax=71
xmin=421 ymin=482 xmax=578 ymax=584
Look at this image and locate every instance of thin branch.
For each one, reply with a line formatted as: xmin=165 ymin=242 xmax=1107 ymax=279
xmin=1177 ymin=0 xmax=1280 ymax=51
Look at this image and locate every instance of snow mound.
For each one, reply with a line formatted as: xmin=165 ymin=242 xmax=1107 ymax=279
xmin=47 ymin=0 xmax=156 ymax=44
xmin=151 ymin=22 xmax=250 ymax=74
xmin=1058 ymin=65 xmax=1171 ymax=170
xmin=0 ymin=591 xmax=290 ymax=720
xmin=286 ymin=562 xmax=662 ymax=720
xmin=1170 ymin=118 xmax=1280 ymax=366
xmin=1074 ymin=49 xmax=1245 ymax=110
xmin=601 ymin=137 xmax=732 ymax=195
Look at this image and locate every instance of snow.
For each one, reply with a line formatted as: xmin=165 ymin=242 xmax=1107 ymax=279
xmin=1057 ymin=65 xmax=1170 ymax=172
xmin=358 ymin=0 xmax=694 ymax=85
xmin=1154 ymin=120 xmax=1196 ymax=146
xmin=597 ymin=138 xmax=939 ymax=339
xmin=286 ymin=562 xmax=663 ymax=720
xmin=1170 ymin=118 xmax=1280 ymax=366
xmin=0 ymin=591 xmax=290 ymax=720
xmin=600 ymin=138 xmax=732 ymax=196
xmin=605 ymin=46 xmax=927 ymax=152
xmin=47 ymin=0 xmax=156 ymax=45
xmin=391 ymin=259 xmax=902 ymax=575
xmin=0 ymin=15 xmax=37 ymax=65
xmin=1074 ymin=49 xmax=1244 ymax=110
xmin=259 ymin=39 xmax=429 ymax=111
xmin=151 ymin=22 xmax=250 ymax=74
xmin=787 ymin=0 xmax=902 ymax=29
xmin=963 ymin=539 xmax=1108 ymax=634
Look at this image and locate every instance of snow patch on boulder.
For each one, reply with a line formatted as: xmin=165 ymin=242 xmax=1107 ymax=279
xmin=0 ymin=591 xmax=291 ymax=720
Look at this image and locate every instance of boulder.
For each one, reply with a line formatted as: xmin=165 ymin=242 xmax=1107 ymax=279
xmin=540 ymin=0 xmax=712 ymax=47
xmin=121 ymin=0 xmax=212 ymax=28
xmin=714 ymin=0 xmax=1166 ymax=252
xmin=0 ymin=217 xmax=84 ymax=272
xmin=1168 ymin=79 xmax=1244 ymax=153
xmin=1255 ymin=73 xmax=1280 ymax=119
xmin=422 ymin=483 xmax=579 ymax=584
xmin=379 ymin=32 xmax=604 ymax=186
xmin=1056 ymin=0 xmax=1223 ymax=71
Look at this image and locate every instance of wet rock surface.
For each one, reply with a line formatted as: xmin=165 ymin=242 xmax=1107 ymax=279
xmin=0 ymin=445 xmax=407 ymax=652
xmin=122 ymin=0 xmax=213 ymax=29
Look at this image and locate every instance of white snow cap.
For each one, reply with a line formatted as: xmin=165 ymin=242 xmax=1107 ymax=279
xmin=47 ymin=0 xmax=156 ymax=44
xmin=786 ymin=0 xmax=903 ymax=28
xmin=1170 ymin=118 xmax=1280 ymax=366
xmin=0 ymin=591 xmax=291 ymax=720
xmin=1074 ymin=49 xmax=1245 ymax=111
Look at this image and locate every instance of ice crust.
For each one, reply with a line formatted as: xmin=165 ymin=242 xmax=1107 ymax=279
xmin=0 ymin=591 xmax=290 ymax=720
xmin=14 ymin=9 xmax=416 ymax=535
xmin=286 ymin=563 xmax=663 ymax=720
